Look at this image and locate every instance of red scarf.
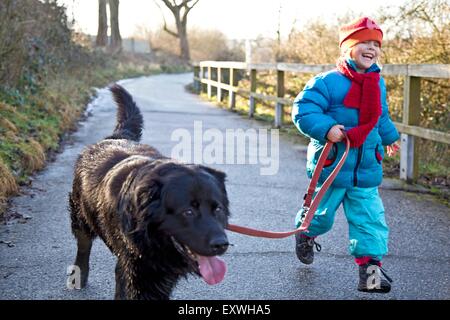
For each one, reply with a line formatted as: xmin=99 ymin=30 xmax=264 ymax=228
xmin=336 ymin=59 xmax=382 ymax=148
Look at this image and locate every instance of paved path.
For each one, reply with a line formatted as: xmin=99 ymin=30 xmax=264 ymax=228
xmin=0 ymin=74 xmax=449 ymax=300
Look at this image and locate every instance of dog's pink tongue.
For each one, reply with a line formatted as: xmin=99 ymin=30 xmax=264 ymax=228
xmin=197 ymin=255 xmax=227 ymax=285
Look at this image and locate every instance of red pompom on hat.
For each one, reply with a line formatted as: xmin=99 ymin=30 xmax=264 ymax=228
xmin=339 ymin=17 xmax=383 ymax=52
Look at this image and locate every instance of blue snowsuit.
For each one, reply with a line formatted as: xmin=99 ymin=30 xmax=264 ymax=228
xmin=292 ymin=59 xmax=399 ymax=261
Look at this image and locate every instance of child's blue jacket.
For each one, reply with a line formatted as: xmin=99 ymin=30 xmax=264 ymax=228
xmin=292 ymin=61 xmax=400 ymax=188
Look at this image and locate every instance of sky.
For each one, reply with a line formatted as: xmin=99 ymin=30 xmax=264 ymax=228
xmin=58 ymin=0 xmax=408 ymax=40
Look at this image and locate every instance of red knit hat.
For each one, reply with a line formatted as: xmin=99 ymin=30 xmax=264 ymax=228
xmin=339 ymin=17 xmax=383 ymax=52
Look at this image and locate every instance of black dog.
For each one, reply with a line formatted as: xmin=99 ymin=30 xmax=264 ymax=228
xmin=69 ymin=84 xmax=230 ymax=300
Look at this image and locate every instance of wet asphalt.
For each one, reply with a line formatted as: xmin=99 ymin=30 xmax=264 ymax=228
xmin=0 ymin=73 xmax=449 ymax=300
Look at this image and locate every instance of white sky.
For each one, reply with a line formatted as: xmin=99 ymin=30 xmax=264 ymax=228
xmin=58 ymin=0 xmax=407 ymax=40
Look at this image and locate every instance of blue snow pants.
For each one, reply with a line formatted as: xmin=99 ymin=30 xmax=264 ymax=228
xmin=295 ymin=186 xmax=388 ymax=261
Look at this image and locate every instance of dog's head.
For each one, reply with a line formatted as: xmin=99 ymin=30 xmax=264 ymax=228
xmin=118 ymin=161 xmax=230 ymax=285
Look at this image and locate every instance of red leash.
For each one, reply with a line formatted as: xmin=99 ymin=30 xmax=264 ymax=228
xmin=226 ymin=136 xmax=350 ymax=238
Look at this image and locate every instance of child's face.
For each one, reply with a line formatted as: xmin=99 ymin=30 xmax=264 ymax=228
xmin=350 ymin=40 xmax=381 ymax=72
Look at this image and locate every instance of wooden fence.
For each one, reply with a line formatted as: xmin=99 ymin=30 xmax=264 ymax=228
xmin=192 ymin=61 xmax=450 ymax=182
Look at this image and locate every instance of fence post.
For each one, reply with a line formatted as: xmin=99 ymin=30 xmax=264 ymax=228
xmin=217 ymin=67 xmax=222 ymax=103
xmin=249 ymin=69 xmax=256 ymax=118
xmin=200 ymin=66 xmax=206 ymax=93
xmin=400 ymin=76 xmax=421 ymax=182
xmin=193 ymin=65 xmax=200 ymax=93
xmin=207 ymin=65 xmax=212 ymax=99
xmin=228 ymin=68 xmax=237 ymax=109
xmin=275 ymin=69 xmax=285 ymax=128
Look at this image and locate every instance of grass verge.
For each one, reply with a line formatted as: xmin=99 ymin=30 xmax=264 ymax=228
xmin=0 ymin=53 xmax=169 ymax=219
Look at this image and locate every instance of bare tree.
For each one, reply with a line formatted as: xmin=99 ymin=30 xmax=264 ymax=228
xmin=275 ymin=2 xmax=282 ymax=62
xmin=96 ymin=0 xmax=108 ymax=47
xmin=109 ymin=0 xmax=122 ymax=52
xmin=156 ymin=0 xmax=200 ymax=62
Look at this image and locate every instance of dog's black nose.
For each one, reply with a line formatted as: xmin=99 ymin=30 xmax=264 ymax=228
xmin=209 ymin=237 xmax=229 ymax=254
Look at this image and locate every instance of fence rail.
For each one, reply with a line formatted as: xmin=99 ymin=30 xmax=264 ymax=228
xmin=192 ymin=61 xmax=450 ymax=182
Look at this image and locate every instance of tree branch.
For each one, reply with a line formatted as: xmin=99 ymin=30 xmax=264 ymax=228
xmin=163 ymin=24 xmax=179 ymax=38
xmin=154 ymin=0 xmax=179 ymax=37
xmin=182 ymin=0 xmax=199 ymax=22
xmin=186 ymin=0 xmax=200 ymax=10
xmin=160 ymin=0 xmax=177 ymax=14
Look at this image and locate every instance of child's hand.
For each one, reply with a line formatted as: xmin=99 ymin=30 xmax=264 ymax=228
xmin=327 ymin=125 xmax=345 ymax=143
xmin=387 ymin=142 xmax=400 ymax=157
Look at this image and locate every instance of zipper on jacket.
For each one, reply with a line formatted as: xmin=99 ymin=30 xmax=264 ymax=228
xmin=353 ymin=146 xmax=363 ymax=186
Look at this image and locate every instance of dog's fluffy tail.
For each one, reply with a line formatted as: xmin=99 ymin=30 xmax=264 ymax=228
xmin=107 ymin=84 xmax=143 ymax=142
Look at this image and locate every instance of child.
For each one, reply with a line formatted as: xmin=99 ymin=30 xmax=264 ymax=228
xmin=291 ymin=17 xmax=400 ymax=293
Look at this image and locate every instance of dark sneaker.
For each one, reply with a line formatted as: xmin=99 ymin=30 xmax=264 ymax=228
xmin=295 ymin=233 xmax=321 ymax=264
xmin=358 ymin=260 xmax=393 ymax=293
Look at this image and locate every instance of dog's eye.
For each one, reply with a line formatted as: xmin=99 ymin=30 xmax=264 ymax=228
xmin=214 ymin=206 xmax=223 ymax=214
xmin=182 ymin=209 xmax=195 ymax=217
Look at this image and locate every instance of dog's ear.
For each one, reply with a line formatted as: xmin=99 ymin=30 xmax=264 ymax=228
xmin=134 ymin=178 xmax=162 ymax=214
xmin=118 ymin=170 xmax=163 ymax=234
xmin=199 ymin=166 xmax=230 ymax=219
xmin=198 ymin=166 xmax=228 ymax=206
xmin=198 ymin=165 xmax=227 ymax=186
